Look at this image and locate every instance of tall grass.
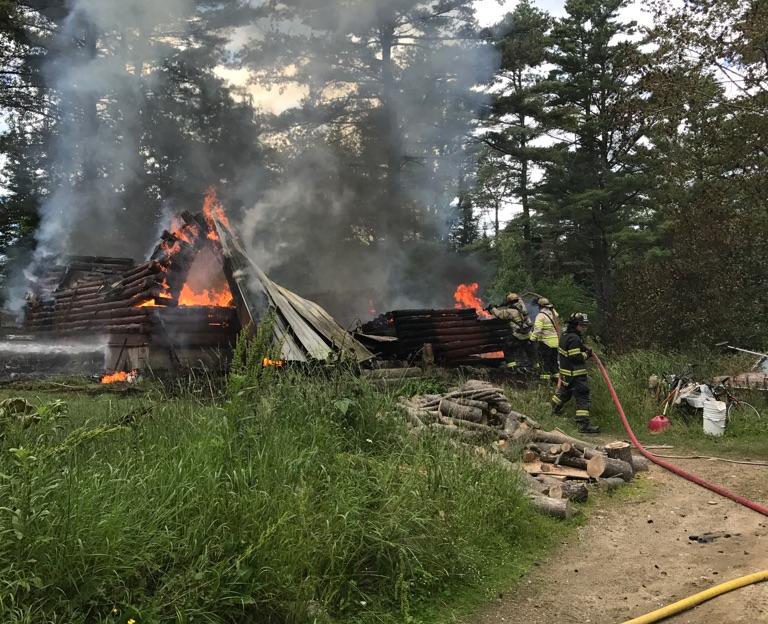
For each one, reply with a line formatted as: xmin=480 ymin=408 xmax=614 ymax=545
xmin=507 ymin=349 xmax=768 ymax=458
xmin=0 ymin=333 xmax=561 ymax=623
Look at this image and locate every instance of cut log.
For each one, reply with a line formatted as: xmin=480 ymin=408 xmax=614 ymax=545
xmin=533 ymin=430 xmax=601 ymax=459
xmin=503 ymin=414 xmax=520 ymax=436
xmin=605 ymin=441 xmax=634 ymax=466
xmin=535 ymin=475 xmax=589 ymax=503
xmin=522 ymin=449 xmax=539 ymax=464
xmin=522 ymin=460 xmax=591 ymax=480
xmin=586 ymin=454 xmax=634 ymax=482
xmin=437 ymin=416 xmax=505 ymax=438
xmin=438 ymin=399 xmax=485 ymax=423
xmin=528 ymin=494 xmax=574 ymax=519
xmin=511 ymin=421 xmax=534 ymax=443
xmin=587 ymin=455 xmax=606 ymax=479
xmin=452 ymin=398 xmax=489 ymax=411
xmin=631 ymin=453 xmax=651 ymax=472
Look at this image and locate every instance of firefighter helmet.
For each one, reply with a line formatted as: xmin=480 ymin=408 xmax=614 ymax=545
xmin=506 ymin=292 xmax=520 ymax=303
xmin=568 ymin=312 xmax=590 ymax=325
xmin=538 ymin=297 xmax=553 ymax=308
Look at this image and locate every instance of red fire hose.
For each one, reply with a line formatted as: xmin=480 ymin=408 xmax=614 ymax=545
xmin=592 ymin=354 xmax=768 ymax=517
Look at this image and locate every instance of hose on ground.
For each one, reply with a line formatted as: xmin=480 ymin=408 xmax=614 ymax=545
xmin=621 ymin=569 xmax=768 ymax=624
xmin=591 ymin=354 xmax=768 ymax=517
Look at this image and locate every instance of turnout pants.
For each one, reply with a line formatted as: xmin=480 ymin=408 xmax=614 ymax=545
xmin=503 ymin=337 xmax=535 ymax=369
xmin=537 ymin=344 xmax=559 ymax=381
xmin=551 ymin=376 xmax=591 ymax=421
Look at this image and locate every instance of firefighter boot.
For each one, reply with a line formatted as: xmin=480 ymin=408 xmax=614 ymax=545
xmin=575 ymin=417 xmax=601 ymax=435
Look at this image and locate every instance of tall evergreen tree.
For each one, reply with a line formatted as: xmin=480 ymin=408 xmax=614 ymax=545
xmin=536 ymin=0 xmax=649 ymax=321
xmin=480 ymin=0 xmax=552 ymax=269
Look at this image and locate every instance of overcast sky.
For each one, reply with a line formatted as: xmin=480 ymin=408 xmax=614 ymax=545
xmin=474 ymin=0 xmax=653 ymax=28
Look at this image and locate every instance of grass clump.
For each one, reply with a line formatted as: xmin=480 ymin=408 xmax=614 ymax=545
xmin=508 ymin=349 xmax=768 ymax=459
xmin=0 ymin=329 xmax=561 ymax=624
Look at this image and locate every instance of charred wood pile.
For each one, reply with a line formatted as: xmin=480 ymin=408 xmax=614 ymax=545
xmin=398 ymin=380 xmax=648 ymax=519
xmin=21 ymin=211 xmax=241 ymax=371
xmin=360 ymin=309 xmax=507 ymax=364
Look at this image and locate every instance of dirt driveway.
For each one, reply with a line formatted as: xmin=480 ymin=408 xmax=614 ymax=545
xmin=471 ymin=459 xmax=768 ymax=624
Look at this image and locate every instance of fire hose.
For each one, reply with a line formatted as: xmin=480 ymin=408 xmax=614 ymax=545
xmin=591 ymin=354 xmax=768 ymax=622
xmin=592 ymin=353 xmax=768 ymax=516
xmin=621 ymin=569 xmax=768 ymax=624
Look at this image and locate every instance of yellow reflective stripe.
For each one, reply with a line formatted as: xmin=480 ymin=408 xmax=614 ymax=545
xmin=559 ymin=369 xmax=587 ymax=377
xmin=575 ymin=410 xmax=590 ymax=417
xmin=551 ymin=395 xmax=562 ymax=405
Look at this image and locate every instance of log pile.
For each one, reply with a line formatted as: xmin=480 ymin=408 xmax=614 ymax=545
xmin=362 ymin=309 xmax=508 ymax=364
xmin=398 ymin=380 xmax=649 ymax=519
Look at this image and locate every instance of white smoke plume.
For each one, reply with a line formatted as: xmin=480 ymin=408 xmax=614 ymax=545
xmin=34 ymin=0 xmax=192 ymax=263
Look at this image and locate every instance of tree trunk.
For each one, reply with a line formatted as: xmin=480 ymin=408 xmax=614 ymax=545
xmin=378 ymin=17 xmax=403 ymax=235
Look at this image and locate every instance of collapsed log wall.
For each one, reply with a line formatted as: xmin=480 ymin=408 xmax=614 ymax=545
xmin=361 ymin=309 xmax=508 ymax=364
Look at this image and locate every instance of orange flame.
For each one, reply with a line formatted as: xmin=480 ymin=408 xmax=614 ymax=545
xmin=101 ymin=370 xmax=138 ymax=384
xmin=454 ymin=283 xmax=492 ymax=319
xmin=262 ymin=358 xmax=286 ymax=368
xmin=179 ymin=283 xmax=234 ymax=307
xmin=203 ymin=186 xmax=230 ymax=240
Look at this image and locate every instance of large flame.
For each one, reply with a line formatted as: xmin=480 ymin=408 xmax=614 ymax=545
xmin=179 ymin=283 xmax=234 ymax=307
xmin=135 ymin=188 xmax=235 ymax=309
xmin=454 ymin=283 xmax=492 ymax=319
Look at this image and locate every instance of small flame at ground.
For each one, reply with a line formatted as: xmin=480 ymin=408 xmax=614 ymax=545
xmin=454 ymin=283 xmax=492 ymax=319
xmin=262 ymin=358 xmax=286 ymax=368
xmin=101 ymin=370 xmax=138 ymax=384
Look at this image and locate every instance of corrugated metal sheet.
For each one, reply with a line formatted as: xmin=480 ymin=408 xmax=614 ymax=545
xmin=214 ymin=219 xmax=372 ymax=363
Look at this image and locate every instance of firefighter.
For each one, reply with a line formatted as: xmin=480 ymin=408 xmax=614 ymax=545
xmin=551 ymin=312 xmax=600 ymax=434
xmin=490 ymin=292 xmax=535 ymax=370
xmin=532 ymin=297 xmax=559 ymax=382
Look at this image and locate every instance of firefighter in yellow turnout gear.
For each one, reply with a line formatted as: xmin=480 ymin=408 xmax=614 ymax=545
xmin=551 ymin=313 xmax=600 ymax=434
xmin=532 ymin=298 xmax=559 ymax=382
xmin=490 ymin=293 xmax=535 ymax=370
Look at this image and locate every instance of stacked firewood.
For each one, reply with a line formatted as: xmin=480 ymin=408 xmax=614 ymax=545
xmin=398 ymin=379 xmax=515 ymax=435
xmin=387 ymin=310 xmax=508 ymax=363
xmin=399 ymin=380 xmax=649 ymax=519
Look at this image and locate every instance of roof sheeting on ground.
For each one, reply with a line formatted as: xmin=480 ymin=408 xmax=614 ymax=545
xmin=214 ymin=220 xmax=373 ymax=364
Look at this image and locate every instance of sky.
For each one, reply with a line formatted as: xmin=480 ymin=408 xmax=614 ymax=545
xmin=474 ymin=0 xmax=654 ymax=28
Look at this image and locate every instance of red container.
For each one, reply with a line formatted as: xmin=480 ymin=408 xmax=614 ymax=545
xmin=649 ymin=414 xmax=670 ymax=433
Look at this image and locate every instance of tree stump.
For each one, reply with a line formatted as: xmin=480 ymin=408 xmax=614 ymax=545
xmin=605 ymin=441 xmax=634 ymax=466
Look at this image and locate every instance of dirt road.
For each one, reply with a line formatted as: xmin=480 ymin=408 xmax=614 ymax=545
xmin=471 ymin=459 xmax=768 ymax=624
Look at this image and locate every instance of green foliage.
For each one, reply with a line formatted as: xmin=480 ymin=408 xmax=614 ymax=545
xmin=0 ymin=371 xmax=561 ymax=623
xmin=491 ymin=230 xmax=596 ymax=320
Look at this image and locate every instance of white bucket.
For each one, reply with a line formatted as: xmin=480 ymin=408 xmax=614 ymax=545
xmin=703 ymin=399 xmax=727 ymax=436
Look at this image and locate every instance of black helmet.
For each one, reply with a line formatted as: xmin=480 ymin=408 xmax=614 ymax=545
xmin=568 ymin=312 xmax=590 ymax=325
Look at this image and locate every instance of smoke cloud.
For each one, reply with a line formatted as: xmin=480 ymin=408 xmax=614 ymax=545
xmin=34 ymin=0 xmax=192 ymax=262
xmin=237 ymin=0 xmax=499 ymax=323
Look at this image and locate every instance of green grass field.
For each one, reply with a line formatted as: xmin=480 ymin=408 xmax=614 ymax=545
xmin=0 ymin=344 xmax=764 ymax=623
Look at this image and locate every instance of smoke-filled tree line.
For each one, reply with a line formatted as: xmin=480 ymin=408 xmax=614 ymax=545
xmin=1 ymin=0 xmax=767 ymax=346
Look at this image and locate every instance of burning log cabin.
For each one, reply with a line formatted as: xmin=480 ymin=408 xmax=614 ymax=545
xmin=22 ymin=193 xmax=373 ymax=374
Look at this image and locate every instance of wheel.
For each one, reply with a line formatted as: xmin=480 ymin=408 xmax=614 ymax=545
xmin=727 ymin=400 xmax=761 ymax=422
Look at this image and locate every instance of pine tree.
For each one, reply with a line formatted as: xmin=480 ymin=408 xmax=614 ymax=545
xmin=536 ymin=0 xmax=649 ymax=321
xmin=479 ymin=0 xmax=552 ymax=269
